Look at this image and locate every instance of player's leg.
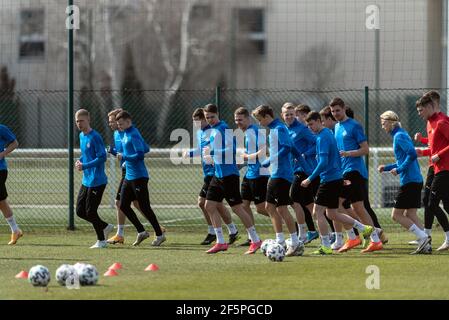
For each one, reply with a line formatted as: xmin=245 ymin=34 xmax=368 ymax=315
xmin=199 ymin=195 xmax=216 ymax=245
xmin=0 ymin=170 xmax=22 ymax=245
xmin=310 ymin=203 xmax=333 ymax=255
xmin=432 ymin=172 xmax=449 ymax=251
xmin=265 ymin=178 xmax=284 ymax=244
xmin=107 ymin=173 xmax=126 ymax=244
xmin=204 ymin=177 xmax=228 ymax=253
xmin=290 ymin=173 xmax=307 ymax=243
xmin=363 ymin=179 xmax=388 ymax=244
xmin=85 ymin=185 xmax=111 ymax=248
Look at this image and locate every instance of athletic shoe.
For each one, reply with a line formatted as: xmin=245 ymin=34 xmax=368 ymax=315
xmin=379 ymin=229 xmax=389 ymax=245
xmin=107 ymin=234 xmax=124 ymax=244
xmin=338 ymin=238 xmax=362 ymax=253
xmin=132 ymin=231 xmax=150 ymax=246
xmin=330 ymin=241 xmax=343 ymax=251
xmin=239 ymin=238 xmax=251 ymax=247
xmin=304 ymin=231 xmax=319 ymax=244
xmin=200 ymin=233 xmax=216 ymax=245
xmin=286 ymin=242 xmax=305 ymax=256
xmin=436 ymin=241 xmax=449 ymax=252
xmin=151 ymin=234 xmax=166 ymax=246
xmin=421 ymin=243 xmax=432 ymax=254
xmin=311 ymin=245 xmax=333 ymax=255
xmin=103 ymin=224 xmax=114 ymax=240
xmin=361 ymin=225 xmax=374 ymax=238
xmin=244 ymin=240 xmax=262 ymax=254
xmin=228 ymin=232 xmax=240 ymax=245
xmin=361 ymin=241 xmax=383 ymax=253
xmin=411 ymin=236 xmax=432 ymax=255
xmin=8 ymin=229 xmax=23 ymax=245
xmin=408 ymin=240 xmax=419 ymax=245
xmin=329 ymin=233 xmax=336 ymax=245
xmin=90 ymin=240 xmax=107 ymax=249
xmin=206 ymin=243 xmax=228 ymax=254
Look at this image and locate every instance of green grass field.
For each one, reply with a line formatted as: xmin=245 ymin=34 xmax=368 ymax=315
xmin=1 ymin=231 xmax=449 ymax=300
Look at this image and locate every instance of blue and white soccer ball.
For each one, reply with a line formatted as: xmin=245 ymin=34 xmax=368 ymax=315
xmin=261 ymin=239 xmax=277 ymax=256
xmin=28 ymin=265 xmax=51 ymax=287
xmin=77 ymin=264 xmax=99 ymax=286
xmin=266 ymin=243 xmax=286 ymax=262
xmin=55 ymin=264 xmax=77 ymax=286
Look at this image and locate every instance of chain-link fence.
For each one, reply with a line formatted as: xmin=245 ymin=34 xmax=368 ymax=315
xmin=0 ymin=87 xmax=445 ymax=232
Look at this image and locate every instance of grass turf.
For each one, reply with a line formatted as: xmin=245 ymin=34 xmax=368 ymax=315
xmin=0 ymin=231 xmax=448 ymax=300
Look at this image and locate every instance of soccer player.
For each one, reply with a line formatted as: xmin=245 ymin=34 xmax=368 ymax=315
xmin=301 ymin=111 xmax=374 ymax=255
xmin=115 ymin=110 xmax=166 ymax=246
xmin=0 ymin=124 xmax=21 ymax=245
xmin=234 ymin=107 xmax=270 ymax=246
xmin=75 ymin=109 xmax=114 ymax=248
xmin=203 ymin=104 xmax=262 ymax=254
xmin=295 ymin=104 xmax=311 ymax=124
xmin=281 ymin=103 xmax=317 ymax=243
xmin=416 ymin=94 xmax=449 ymax=251
xmin=329 ymin=98 xmax=384 ymax=252
xmin=252 ymin=105 xmax=303 ymax=256
xmin=378 ymin=111 xmax=430 ymax=254
xmin=184 ymin=108 xmax=240 ymax=245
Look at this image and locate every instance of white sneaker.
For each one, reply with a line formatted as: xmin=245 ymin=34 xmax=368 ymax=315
xmin=133 ymin=231 xmax=150 ymax=246
xmin=103 ymin=224 xmax=114 ymax=240
xmin=151 ymin=234 xmax=166 ymax=246
xmin=331 ymin=241 xmax=344 ymax=250
xmin=408 ymin=240 xmax=418 ymax=245
xmin=436 ymin=241 xmax=449 ymax=251
xmin=90 ymin=240 xmax=108 ymax=249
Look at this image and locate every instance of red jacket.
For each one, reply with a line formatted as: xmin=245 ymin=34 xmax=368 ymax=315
xmin=421 ymin=112 xmax=449 ymax=174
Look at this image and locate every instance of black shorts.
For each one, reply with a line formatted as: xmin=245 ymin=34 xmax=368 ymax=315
xmin=315 ymin=179 xmax=343 ymax=209
xmin=241 ymin=176 xmax=269 ymax=205
xmin=76 ymin=184 xmax=106 ymax=214
xmin=0 ymin=170 xmax=8 ymax=201
xmin=266 ymin=178 xmax=292 ymax=207
xmin=341 ymin=171 xmax=367 ymax=203
xmin=199 ymin=175 xmax=213 ymax=198
xmin=115 ymin=168 xmax=127 ymax=201
xmin=290 ymin=172 xmax=320 ymax=206
xmin=206 ymin=175 xmax=243 ymax=207
xmin=120 ymin=178 xmax=150 ymax=205
xmin=429 ymin=171 xmax=449 ymax=206
xmin=394 ymin=182 xmax=423 ymax=209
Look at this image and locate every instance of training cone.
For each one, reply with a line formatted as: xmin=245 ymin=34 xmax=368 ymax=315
xmin=15 ymin=270 xmax=28 ymax=279
xmin=144 ymin=264 xmax=159 ymax=271
xmin=108 ymin=262 xmax=122 ymax=270
xmin=104 ymin=269 xmax=118 ymax=277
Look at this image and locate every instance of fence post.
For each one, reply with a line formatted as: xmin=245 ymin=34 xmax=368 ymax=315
xmin=67 ymin=0 xmax=75 ymax=230
xmin=364 ymin=86 xmax=370 ymax=173
xmin=215 ymin=86 xmax=221 ymax=114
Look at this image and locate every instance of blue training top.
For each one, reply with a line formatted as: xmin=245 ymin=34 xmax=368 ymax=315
xmin=79 ymin=129 xmax=108 ymax=187
xmin=308 ymin=127 xmax=342 ymax=183
xmin=262 ymin=118 xmax=294 ymax=183
xmin=0 ymin=125 xmax=16 ymax=171
xmin=189 ymin=125 xmax=215 ymax=178
xmin=245 ymin=124 xmax=270 ymax=179
xmin=121 ymin=126 xmax=149 ymax=180
xmin=209 ymin=120 xmax=239 ymax=178
xmin=334 ymin=118 xmax=369 ymax=179
xmin=287 ymin=119 xmax=317 ymax=175
xmin=110 ymin=130 xmax=149 ymax=168
xmin=384 ymin=126 xmax=423 ymax=186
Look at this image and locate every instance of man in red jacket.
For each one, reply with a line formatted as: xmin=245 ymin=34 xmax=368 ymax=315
xmin=416 ymin=93 xmax=449 ymax=251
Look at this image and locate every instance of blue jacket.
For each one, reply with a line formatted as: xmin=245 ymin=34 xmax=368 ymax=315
xmin=287 ymin=119 xmax=316 ymax=175
xmin=309 ymin=127 xmax=342 ymax=183
xmin=79 ymin=129 xmax=108 ymax=187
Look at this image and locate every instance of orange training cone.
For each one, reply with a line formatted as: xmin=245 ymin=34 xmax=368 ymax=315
xmin=108 ymin=262 xmax=122 ymax=270
xmin=145 ymin=264 xmax=159 ymax=271
xmin=104 ymin=269 xmax=118 ymax=277
xmin=15 ymin=270 xmax=28 ymax=279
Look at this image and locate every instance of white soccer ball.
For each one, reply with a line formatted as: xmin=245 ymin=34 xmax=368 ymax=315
xmin=285 ymin=238 xmax=292 ymax=248
xmin=266 ymin=243 xmax=286 ymax=262
xmin=28 ymin=265 xmax=51 ymax=287
xmin=77 ymin=264 xmax=99 ymax=286
xmin=261 ymin=239 xmax=276 ymax=256
xmin=55 ymin=264 xmax=77 ymax=286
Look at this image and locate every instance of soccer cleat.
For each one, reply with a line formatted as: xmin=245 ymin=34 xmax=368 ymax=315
xmin=304 ymin=231 xmax=319 ymax=244
xmin=244 ymin=240 xmax=262 ymax=254
xmin=436 ymin=241 xmax=449 ymax=252
xmin=408 ymin=240 xmax=419 ymax=245
xmin=330 ymin=241 xmax=344 ymax=251
xmin=420 ymin=243 xmax=432 ymax=254
xmin=411 ymin=236 xmax=432 ymax=255
xmin=286 ymin=242 xmax=305 ymax=256
xmin=90 ymin=240 xmax=108 ymax=249
xmin=107 ymin=234 xmax=124 ymax=244
xmin=103 ymin=224 xmax=115 ymax=240
xmin=132 ymin=231 xmax=150 ymax=246
xmin=361 ymin=225 xmax=374 ymax=239
xmin=311 ymin=245 xmax=333 ymax=255
xmin=228 ymin=232 xmax=240 ymax=245
xmin=361 ymin=241 xmax=383 ymax=253
xmin=239 ymin=238 xmax=252 ymax=247
xmin=206 ymin=243 xmax=228 ymax=254
xmin=8 ymin=229 xmax=23 ymax=245
xmin=200 ymin=233 xmax=216 ymax=245
xmin=379 ymin=229 xmax=389 ymax=245
xmin=338 ymin=238 xmax=362 ymax=253
xmin=151 ymin=234 xmax=166 ymax=246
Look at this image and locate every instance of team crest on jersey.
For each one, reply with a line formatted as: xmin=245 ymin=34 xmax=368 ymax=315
xmin=87 ymin=143 xmax=90 ymax=148
xmin=342 ymin=131 xmax=348 ymax=137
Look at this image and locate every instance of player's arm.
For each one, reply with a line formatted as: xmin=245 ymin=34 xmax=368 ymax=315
xmin=433 ymin=121 xmax=449 ymax=160
xmin=340 ymin=125 xmax=369 ymax=157
xmin=0 ymin=139 xmax=18 ymax=159
xmin=82 ymin=135 xmax=107 ymax=169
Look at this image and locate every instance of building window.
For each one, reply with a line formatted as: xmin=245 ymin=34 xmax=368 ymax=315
xmin=237 ymin=8 xmax=265 ymax=55
xmin=192 ymin=4 xmax=212 ymax=20
xmin=19 ymin=9 xmax=45 ymax=59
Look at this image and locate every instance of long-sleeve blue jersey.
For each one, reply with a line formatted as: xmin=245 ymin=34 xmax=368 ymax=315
xmin=79 ymin=129 xmax=107 ymax=187
xmin=209 ymin=120 xmax=239 ymax=178
xmin=121 ymin=126 xmax=149 ymax=180
xmin=287 ymin=119 xmax=317 ymax=175
xmin=0 ymin=124 xmax=16 ymax=171
xmin=188 ymin=125 xmax=215 ymax=177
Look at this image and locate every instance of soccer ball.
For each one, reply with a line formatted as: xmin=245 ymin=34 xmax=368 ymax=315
xmin=28 ymin=265 xmax=51 ymax=287
xmin=266 ymin=243 xmax=286 ymax=262
xmin=77 ymin=264 xmax=99 ymax=286
xmin=261 ymin=239 xmax=276 ymax=256
xmin=55 ymin=264 xmax=77 ymax=286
